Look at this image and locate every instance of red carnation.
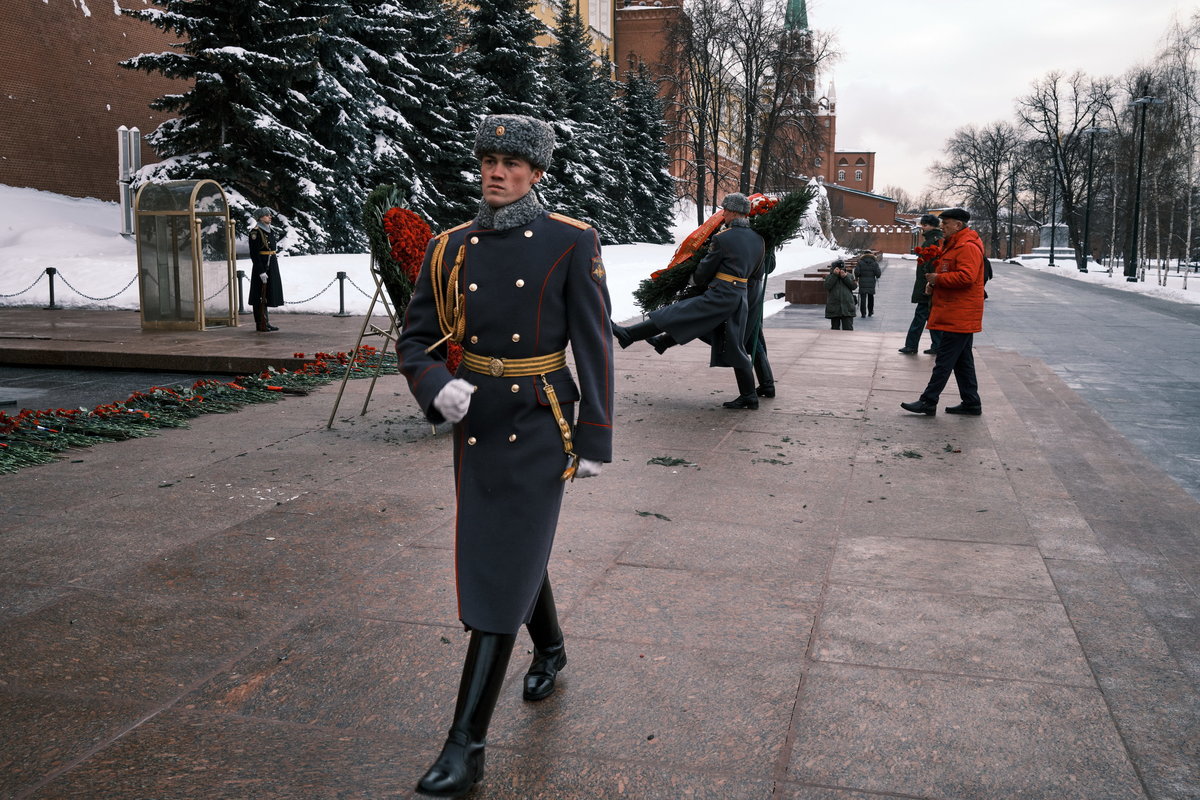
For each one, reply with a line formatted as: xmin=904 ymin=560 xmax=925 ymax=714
xmin=383 ymin=207 xmax=433 ymax=284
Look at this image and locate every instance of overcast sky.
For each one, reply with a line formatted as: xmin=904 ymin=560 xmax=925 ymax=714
xmin=808 ymin=0 xmax=1195 ymax=199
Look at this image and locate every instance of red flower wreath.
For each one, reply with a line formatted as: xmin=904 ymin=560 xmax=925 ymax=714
xmin=382 ymin=207 xmax=433 ymax=284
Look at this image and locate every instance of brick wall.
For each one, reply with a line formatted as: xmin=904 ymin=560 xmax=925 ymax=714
xmin=1 ymin=0 xmax=185 ymax=202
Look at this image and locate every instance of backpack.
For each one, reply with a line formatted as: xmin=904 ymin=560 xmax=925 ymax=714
xmin=983 ymin=257 xmax=993 ymax=283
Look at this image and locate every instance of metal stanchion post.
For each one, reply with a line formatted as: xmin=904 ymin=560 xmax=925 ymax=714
xmin=44 ymin=267 xmax=60 ymax=311
xmin=235 ymin=269 xmax=246 ymax=313
xmin=333 ymin=271 xmax=351 ymax=317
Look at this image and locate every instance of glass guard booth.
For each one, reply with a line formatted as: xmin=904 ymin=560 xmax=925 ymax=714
xmin=133 ymin=179 xmax=238 ymax=330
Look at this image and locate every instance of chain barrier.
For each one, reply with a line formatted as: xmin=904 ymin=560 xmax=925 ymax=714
xmin=204 ymin=280 xmax=230 ymax=302
xmin=284 ymin=277 xmax=338 ymax=305
xmin=56 ymin=271 xmax=139 ymax=302
xmin=344 ymin=274 xmax=377 ymax=299
xmin=0 ymin=272 xmax=46 ymax=298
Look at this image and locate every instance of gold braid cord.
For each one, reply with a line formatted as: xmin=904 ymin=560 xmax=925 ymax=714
xmin=541 ymin=375 xmax=578 ymax=482
xmin=424 ymin=238 xmax=467 ymax=354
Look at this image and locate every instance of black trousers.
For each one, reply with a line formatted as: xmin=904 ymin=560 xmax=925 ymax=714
xmin=919 ymin=330 xmax=979 ymax=406
xmin=859 ymin=292 xmax=874 ymax=316
xmin=830 ymin=316 xmax=854 ymax=330
xmin=904 ymin=301 xmax=942 ymax=351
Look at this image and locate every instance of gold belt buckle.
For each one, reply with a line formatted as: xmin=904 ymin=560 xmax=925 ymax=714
xmin=488 ymin=357 xmax=505 ymax=377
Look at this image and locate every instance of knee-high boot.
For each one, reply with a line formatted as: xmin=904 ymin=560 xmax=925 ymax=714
xmin=647 ymin=332 xmax=678 ymax=355
xmin=416 ymin=631 xmax=517 ymax=798
xmin=611 ymin=319 xmax=662 ymax=349
xmin=523 ymin=572 xmax=566 ymax=701
xmin=722 ymin=367 xmax=759 ymax=410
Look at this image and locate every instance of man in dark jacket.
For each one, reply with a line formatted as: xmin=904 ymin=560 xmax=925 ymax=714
xmin=899 ymin=214 xmax=943 ymax=354
xmin=397 ymin=114 xmax=614 ymax=798
xmin=854 ymin=250 xmax=882 ymax=317
xmin=611 ymin=193 xmax=767 ymax=409
xmin=247 ymin=208 xmax=283 ymax=332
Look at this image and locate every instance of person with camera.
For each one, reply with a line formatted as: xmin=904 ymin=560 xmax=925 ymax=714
xmin=824 ymin=259 xmax=858 ymax=330
xmin=901 ymin=207 xmax=986 ymax=416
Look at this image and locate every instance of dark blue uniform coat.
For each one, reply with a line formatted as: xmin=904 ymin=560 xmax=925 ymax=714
xmin=248 ymin=225 xmax=284 ymax=307
xmin=397 ymin=210 xmax=614 ymax=634
xmin=650 ymin=223 xmax=765 ymax=371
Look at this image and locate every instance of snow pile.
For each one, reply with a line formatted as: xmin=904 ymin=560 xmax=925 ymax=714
xmin=1009 ymin=257 xmax=1200 ymax=306
xmin=0 ymin=184 xmax=840 ymax=320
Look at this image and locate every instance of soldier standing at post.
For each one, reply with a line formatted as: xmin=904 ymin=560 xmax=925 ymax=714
xmin=396 ymin=114 xmax=614 ymax=798
xmin=247 ymin=208 xmax=283 ymax=332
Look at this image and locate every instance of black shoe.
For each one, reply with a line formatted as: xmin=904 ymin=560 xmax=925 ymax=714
xmin=945 ymin=403 xmax=982 ymax=416
xmin=923 ymin=348 xmax=936 ymax=354
xmin=523 ymin=642 xmax=567 ymax=702
xmin=723 ymin=395 xmax=759 ymax=410
xmin=898 ymin=347 xmax=917 ymax=354
xmin=611 ymin=324 xmax=632 ymax=349
xmin=648 ymin=333 xmax=675 ymax=355
xmin=755 ymin=385 xmax=775 ymax=398
xmin=416 ymin=730 xmax=484 ymax=797
xmin=266 ymin=325 xmax=279 ymax=332
xmin=901 ymin=400 xmax=937 ymax=415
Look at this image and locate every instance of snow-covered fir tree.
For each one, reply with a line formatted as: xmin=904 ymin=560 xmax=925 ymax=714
xmin=591 ymin=50 xmax=637 ymax=243
xmin=541 ymin=0 xmax=620 ymax=240
xmin=121 ymin=0 xmax=336 ymax=253
xmin=619 ymin=58 xmax=675 ymax=243
xmin=464 ymin=0 xmax=547 ymax=118
xmin=363 ymin=0 xmax=482 ymax=230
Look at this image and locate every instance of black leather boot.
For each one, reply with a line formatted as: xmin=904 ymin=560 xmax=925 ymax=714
xmin=416 ymin=631 xmax=516 ymax=798
xmin=524 ymin=573 xmax=567 ymax=702
xmin=611 ymin=319 xmax=661 ymax=349
xmin=722 ymin=368 xmax=759 ymax=410
xmin=647 ymin=333 xmax=677 ymax=356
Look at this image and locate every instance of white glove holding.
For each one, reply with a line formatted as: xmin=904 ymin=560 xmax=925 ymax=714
xmin=432 ymin=378 xmax=475 ymax=423
xmin=574 ymin=457 xmax=603 ymax=479
xmin=259 ymin=272 xmax=269 ymax=284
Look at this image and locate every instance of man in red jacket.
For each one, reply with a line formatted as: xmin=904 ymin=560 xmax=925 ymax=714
xmin=901 ymin=207 xmax=985 ymax=416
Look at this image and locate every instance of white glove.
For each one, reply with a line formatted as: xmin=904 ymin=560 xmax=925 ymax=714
xmin=432 ymin=378 xmax=475 ymax=423
xmin=574 ymin=457 xmax=603 ymax=479
xmin=259 ymin=272 xmax=268 ymax=284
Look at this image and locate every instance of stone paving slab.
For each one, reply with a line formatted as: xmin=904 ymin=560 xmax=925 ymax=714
xmin=1 ymin=301 xmax=1199 ymax=798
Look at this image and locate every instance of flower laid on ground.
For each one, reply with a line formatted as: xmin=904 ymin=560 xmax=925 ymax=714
xmin=0 ymin=346 xmax=398 ymax=474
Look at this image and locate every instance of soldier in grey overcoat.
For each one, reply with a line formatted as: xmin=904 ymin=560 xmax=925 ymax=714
xmin=247 ymin=208 xmax=284 ymax=331
xmin=397 ymin=114 xmax=614 ymax=798
xmin=612 ymin=193 xmax=766 ymax=409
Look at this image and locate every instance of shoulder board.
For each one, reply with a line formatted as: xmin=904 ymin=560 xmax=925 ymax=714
xmin=548 ymin=212 xmax=591 ymax=230
xmin=435 ymin=221 xmax=472 ymax=240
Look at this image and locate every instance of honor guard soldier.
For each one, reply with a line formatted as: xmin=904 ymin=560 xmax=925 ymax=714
xmin=397 ymin=114 xmax=614 ymax=798
xmin=612 ymin=192 xmax=767 ymax=409
xmin=247 ymin=207 xmax=284 ymax=332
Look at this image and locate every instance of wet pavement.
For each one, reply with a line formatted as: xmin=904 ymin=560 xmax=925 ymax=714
xmin=2 ymin=259 xmax=1199 ymax=799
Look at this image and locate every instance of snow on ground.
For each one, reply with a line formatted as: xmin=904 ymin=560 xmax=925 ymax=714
xmin=1006 ymin=256 xmax=1200 ymax=306
xmin=0 ymin=184 xmax=839 ymax=320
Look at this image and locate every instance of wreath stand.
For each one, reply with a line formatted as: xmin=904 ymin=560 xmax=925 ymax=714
xmin=325 ymin=258 xmax=400 ymax=429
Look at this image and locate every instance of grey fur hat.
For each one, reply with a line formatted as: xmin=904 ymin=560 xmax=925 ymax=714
xmin=254 ymin=207 xmax=276 ymax=219
xmin=474 ymin=114 xmax=555 ymax=171
xmin=918 ymin=213 xmax=941 ymax=226
xmin=721 ymin=193 xmax=751 ymax=215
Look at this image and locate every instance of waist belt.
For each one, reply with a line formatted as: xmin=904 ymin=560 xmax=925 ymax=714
xmin=714 ymin=271 xmax=748 ymax=286
xmin=259 ymin=251 xmax=277 ymax=255
xmin=461 ymin=349 xmax=566 ymax=378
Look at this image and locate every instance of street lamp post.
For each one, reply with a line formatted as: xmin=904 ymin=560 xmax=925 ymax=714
xmin=1081 ymin=126 xmax=1109 ymax=273
xmin=1048 ymin=148 xmax=1058 ymax=267
xmin=1127 ymin=94 xmax=1165 ymax=282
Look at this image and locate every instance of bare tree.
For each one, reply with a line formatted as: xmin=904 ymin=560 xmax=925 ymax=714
xmin=1016 ymin=71 xmax=1115 ymax=269
xmin=930 ymin=121 xmax=1023 ymax=256
xmin=881 ymin=184 xmax=914 ymax=212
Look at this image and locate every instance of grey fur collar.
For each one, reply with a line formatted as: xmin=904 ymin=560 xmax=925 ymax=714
xmin=475 ymin=191 xmax=544 ymax=231
xmin=726 ymin=216 xmax=750 ymax=228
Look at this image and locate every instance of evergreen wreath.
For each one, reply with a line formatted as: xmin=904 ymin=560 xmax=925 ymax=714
xmin=632 ymin=188 xmax=815 ymax=314
xmin=362 ymin=184 xmax=434 ymax=318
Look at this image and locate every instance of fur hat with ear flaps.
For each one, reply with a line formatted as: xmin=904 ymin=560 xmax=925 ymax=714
xmin=473 ymin=114 xmax=555 ymax=171
xmin=721 ymin=193 xmax=751 ymax=215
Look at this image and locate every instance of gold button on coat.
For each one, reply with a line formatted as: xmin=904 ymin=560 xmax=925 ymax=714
xmin=508 ymin=434 xmax=517 ymax=442
xmin=511 ymin=333 xmax=520 ymax=342
xmin=515 ymin=279 xmax=525 ymax=288
xmin=470 ymin=335 xmax=479 ymax=344
xmin=467 ymin=437 xmax=477 ymax=445
xmin=511 ymin=384 xmax=519 ymax=392
xmin=469 ymin=283 xmax=478 ymax=292
xmin=470 ymin=236 xmax=479 ymax=244
xmin=524 ymin=230 xmax=533 ymax=238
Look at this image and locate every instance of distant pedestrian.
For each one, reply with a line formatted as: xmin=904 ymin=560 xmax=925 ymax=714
xmin=854 ymin=251 xmax=882 ymax=317
xmin=824 ymin=259 xmax=858 ymax=330
xmin=248 ymin=208 xmax=283 ymax=332
xmin=901 ymin=207 xmax=986 ymax=416
xmin=899 ymin=214 xmax=943 ymax=354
